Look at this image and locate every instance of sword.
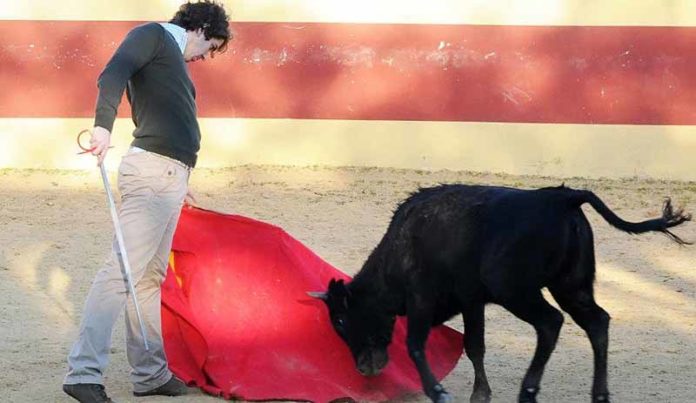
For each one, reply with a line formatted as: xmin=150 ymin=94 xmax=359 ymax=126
xmin=78 ymin=130 xmax=150 ymax=351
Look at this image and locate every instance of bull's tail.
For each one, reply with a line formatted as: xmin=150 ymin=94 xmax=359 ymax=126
xmin=570 ymin=189 xmax=692 ymax=245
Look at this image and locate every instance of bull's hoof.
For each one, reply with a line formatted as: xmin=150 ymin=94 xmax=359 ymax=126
xmin=470 ymin=388 xmax=492 ymax=403
xmin=518 ymin=387 xmax=539 ymax=403
xmin=429 ymin=384 xmax=452 ymax=403
xmin=593 ymin=393 xmax=610 ymax=403
xmin=436 ymin=392 xmax=452 ymax=403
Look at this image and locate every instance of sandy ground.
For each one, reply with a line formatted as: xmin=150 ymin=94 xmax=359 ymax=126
xmin=0 ymin=165 xmax=695 ymax=403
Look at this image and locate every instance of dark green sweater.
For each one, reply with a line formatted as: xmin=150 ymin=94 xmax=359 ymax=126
xmin=95 ymin=22 xmax=200 ymax=167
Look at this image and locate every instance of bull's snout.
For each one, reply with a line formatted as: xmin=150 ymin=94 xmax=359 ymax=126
xmin=356 ymin=349 xmax=389 ymax=376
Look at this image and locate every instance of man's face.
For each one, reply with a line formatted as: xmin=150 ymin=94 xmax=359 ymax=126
xmin=184 ymin=29 xmax=224 ymax=63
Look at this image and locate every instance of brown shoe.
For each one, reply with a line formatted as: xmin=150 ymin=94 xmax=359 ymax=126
xmin=63 ymin=383 xmax=113 ymax=403
xmin=133 ymin=376 xmax=188 ymax=397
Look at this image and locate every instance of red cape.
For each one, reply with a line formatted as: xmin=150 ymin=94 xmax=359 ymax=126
xmin=162 ymin=207 xmax=463 ymax=402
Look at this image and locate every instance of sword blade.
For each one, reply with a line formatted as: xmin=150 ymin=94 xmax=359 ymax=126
xmin=99 ymin=163 xmax=150 ymax=351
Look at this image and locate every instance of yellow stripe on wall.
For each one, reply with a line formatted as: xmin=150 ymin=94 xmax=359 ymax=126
xmin=2 ymin=118 xmax=695 ymax=180
xmin=1 ymin=0 xmax=695 ymax=26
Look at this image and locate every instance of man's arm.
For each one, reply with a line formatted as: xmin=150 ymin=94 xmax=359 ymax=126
xmin=91 ymin=24 xmax=162 ymax=163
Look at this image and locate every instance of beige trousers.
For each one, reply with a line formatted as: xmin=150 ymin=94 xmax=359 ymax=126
xmin=65 ymin=151 xmax=190 ymax=392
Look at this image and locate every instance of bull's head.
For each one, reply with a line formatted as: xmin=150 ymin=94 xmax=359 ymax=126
xmin=309 ymin=279 xmax=396 ymax=376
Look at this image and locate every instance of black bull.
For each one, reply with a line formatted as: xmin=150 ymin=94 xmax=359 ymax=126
xmin=310 ymin=184 xmax=690 ymax=403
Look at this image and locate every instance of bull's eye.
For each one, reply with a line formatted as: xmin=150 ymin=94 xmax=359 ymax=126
xmin=333 ymin=316 xmax=347 ymax=330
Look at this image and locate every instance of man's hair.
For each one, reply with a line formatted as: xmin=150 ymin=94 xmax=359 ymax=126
xmin=170 ymin=0 xmax=231 ymax=55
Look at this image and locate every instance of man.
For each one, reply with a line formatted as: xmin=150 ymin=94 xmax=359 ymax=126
xmin=63 ymin=2 xmax=231 ymax=402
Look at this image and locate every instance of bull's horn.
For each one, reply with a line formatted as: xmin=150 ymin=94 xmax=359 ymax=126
xmin=307 ymin=291 xmax=327 ymax=300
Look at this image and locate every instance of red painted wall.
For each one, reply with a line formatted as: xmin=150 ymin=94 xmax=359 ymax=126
xmin=1 ymin=21 xmax=695 ymax=124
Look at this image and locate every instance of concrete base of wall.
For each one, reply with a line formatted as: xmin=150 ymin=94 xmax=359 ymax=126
xmin=3 ymin=118 xmax=695 ymax=181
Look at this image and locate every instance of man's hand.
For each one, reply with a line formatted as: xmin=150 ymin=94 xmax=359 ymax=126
xmin=184 ymin=188 xmax=198 ymax=207
xmin=90 ymin=126 xmax=111 ymax=165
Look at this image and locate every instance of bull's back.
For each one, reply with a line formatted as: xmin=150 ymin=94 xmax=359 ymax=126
xmin=393 ymin=185 xmax=590 ymax=301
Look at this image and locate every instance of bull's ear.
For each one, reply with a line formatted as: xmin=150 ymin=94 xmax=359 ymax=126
xmin=307 ymin=291 xmax=327 ymax=300
xmin=328 ymin=278 xmax=346 ymax=292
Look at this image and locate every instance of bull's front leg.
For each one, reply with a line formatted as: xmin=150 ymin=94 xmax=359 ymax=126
xmin=464 ymin=304 xmax=492 ymax=403
xmin=406 ymin=301 xmax=451 ymax=403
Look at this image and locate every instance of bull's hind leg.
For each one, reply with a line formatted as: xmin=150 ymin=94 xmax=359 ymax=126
xmin=501 ymin=292 xmax=564 ymax=403
xmin=406 ymin=297 xmax=452 ymax=403
xmin=549 ymin=285 xmax=610 ymax=403
xmin=464 ymin=304 xmax=492 ymax=402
